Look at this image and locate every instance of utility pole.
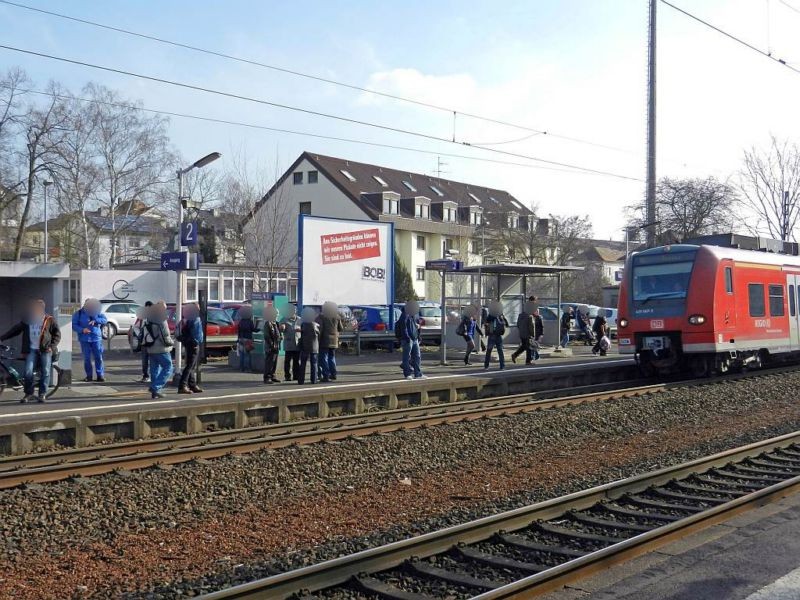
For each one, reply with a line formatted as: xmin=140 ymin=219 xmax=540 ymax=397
xmin=645 ymin=0 xmax=657 ymax=248
xmin=435 ymin=156 xmax=448 ymax=179
xmin=783 ymin=190 xmax=790 ymax=241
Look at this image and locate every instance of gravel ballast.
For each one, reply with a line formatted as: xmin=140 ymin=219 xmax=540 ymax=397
xmin=2 ymin=372 xmax=800 ymax=599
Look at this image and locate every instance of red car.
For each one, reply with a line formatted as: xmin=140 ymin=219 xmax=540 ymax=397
xmin=166 ymin=306 xmax=238 ymax=351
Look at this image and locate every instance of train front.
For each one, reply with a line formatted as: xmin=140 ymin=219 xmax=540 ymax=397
xmin=617 ymin=245 xmax=700 ymax=374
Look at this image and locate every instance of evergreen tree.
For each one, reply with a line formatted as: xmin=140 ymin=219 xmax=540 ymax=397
xmin=394 ymin=251 xmax=417 ymax=302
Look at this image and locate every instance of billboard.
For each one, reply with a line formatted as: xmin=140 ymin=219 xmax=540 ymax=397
xmin=299 ymin=215 xmax=394 ymax=306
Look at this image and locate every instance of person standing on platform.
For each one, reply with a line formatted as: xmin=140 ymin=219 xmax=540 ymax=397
xmin=532 ymin=308 xmax=544 ymax=362
xmin=298 ymin=307 xmax=320 ymax=385
xmin=592 ymin=313 xmax=610 ymax=356
xmin=1 ymin=298 xmax=61 ymax=403
xmin=400 ymin=299 xmax=424 ymax=380
xmin=130 ymin=301 xmax=152 ymax=382
xmin=456 ymin=305 xmax=480 ymax=366
xmin=511 ymin=300 xmax=535 ymax=364
xmin=236 ymin=305 xmax=259 ymax=373
xmin=177 ymin=302 xmax=204 ymax=394
xmin=319 ymin=301 xmax=343 ymax=382
xmin=280 ymin=304 xmax=301 ymax=382
xmin=143 ymin=301 xmax=173 ymax=399
xmin=72 ymin=298 xmax=108 ymax=382
xmin=560 ymin=306 xmax=574 ymax=348
xmin=262 ymin=305 xmax=282 ymax=384
xmin=483 ymin=300 xmax=507 ymax=370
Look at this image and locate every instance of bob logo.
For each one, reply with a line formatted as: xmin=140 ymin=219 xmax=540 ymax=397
xmin=754 ymin=318 xmax=771 ymax=328
xmin=362 ymin=266 xmax=386 ymax=281
xmin=650 ymin=319 xmax=665 ymax=329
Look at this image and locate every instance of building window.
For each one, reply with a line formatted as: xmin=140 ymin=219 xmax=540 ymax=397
xmin=63 ymin=279 xmax=81 ymax=304
xmin=382 ymin=198 xmax=398 ymax=214
xmin=748 ymin=283 xmax=765 ymax=317
xmin=293 ymin=172 xmax=303 ymax=185
xmin=769 ymin=284 xmax=785 ymax=316
xmin=443 ymin=206 xmax=457 ymax=223
xmin=470 ymin=210 xmax=482 ymax=226
xmin=416 ymin=235 xmax=426 ymax=251
xmin=373 ymin=175 xmax=388 ymax=187
xmin=340 ymin=169 xmax=356 ymax=182
xmin=308 ymin=170 xmax=318 ymax=184
xmin=129 ymin=238 xmax=141 ymax=248
xmin=469 ymin=239 xmax=479 ymax=255
xmin=402 ymin=180 xmax=416 ymax=192
xmin=299 ymin=202 xmax=311 ymax=215
xmin=507 ymin=213 xmax=519 ymax=228
xmin=429 ymin=185 xmax=444 ymax=197
xmin=416 ymin=267 xmax=425 ymax=281
xmin=415 ymin=202 xmax=429 ymax=219
xmin=442 ymin=238 xmax=453 ymax=255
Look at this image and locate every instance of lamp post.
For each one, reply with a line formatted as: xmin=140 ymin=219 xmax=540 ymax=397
xmin=42 ymin=180 xmax=52 ymax=263
xmin=174 ymin=152 xmax=221 ymax=379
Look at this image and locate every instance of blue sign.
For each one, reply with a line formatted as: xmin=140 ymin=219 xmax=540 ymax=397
xmin=180 ymin=221 xmax=198 ymax=246
xmin=615 ymin=269 xmax=623 ymax=282
xmin=161 ymin=251 xmax=190 ymax=271
xmin=425 ymin=259 xmax=463 ymax=272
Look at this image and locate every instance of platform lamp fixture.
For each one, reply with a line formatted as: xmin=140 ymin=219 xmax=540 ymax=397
xmin=174 ymin=152 xmax=221 ymax=380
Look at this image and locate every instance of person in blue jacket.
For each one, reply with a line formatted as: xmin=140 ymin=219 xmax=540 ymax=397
xmin=72 ymin=298 xmax=108 ymax=382
xmin=400 ymin=299 xmax=424 ymax=380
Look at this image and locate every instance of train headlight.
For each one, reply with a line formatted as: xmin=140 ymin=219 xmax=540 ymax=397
xmin=688 ymin=314 xmax=706 ymax=325
xmin=618 ymin=318 xmax=629 ymax=328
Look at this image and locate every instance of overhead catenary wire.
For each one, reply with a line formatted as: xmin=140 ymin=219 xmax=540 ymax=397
xmin=0 ymin=0 xmax=649 ymax=158
xmin=0 ymin=43 xmax=642 ymax=182
xmin=661 ymin=0 xmax=800 ymax=76
xmin=1 ymin=83 xmax=618 ymax=179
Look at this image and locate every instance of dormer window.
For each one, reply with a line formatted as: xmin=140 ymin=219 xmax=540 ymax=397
xmin=415 ymin=202 xmax=430 ymax=219
xmin=468 ymin=192 xmax=481 ymax=204
xmin=429 ymin=185 xmax=444 ymax=197
xmin=470 ymin=209 xmax=482 ymax=226
xmin=383 ymin=197 xmax=399 ymax=215
xmin=442 ymin=202 xmax=458 ymax=223
xmin=373 ymin=175 xmax=388 ymax=187
xmin=507 ymin=212 xmax=519 ymax=228
xmin=340 ymin=169 xmax=356 ymax=182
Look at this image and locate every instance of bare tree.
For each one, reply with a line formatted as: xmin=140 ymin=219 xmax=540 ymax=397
xmin=86 ymin=84 xmax=174 ymax=264
xmin=739 ymin=136 xmax=800 ymax=241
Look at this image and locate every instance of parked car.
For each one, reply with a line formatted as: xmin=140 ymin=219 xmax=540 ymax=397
xmin=306 ymin=304 xmax=358 ymax=332
xmin=220 ymin=302 xmax=249 ymax=322
xmin=417 ymin=302 xmax=443 ymax=330
xmin=166 ymin=305 xmax=238 ymax=352
xmin=351 ymin=305 xmax=402 ymax=331
xmin=98 ymin=300 xmax=141 ymax=338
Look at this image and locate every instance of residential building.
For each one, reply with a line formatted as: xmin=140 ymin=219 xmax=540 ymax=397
xmin=243 ymin=152 xmax=536 ymax=300
xmin=579 ymin=241 xmax=627 ymax=284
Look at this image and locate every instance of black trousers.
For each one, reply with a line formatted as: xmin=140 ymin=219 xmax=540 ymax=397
xmin=263 ymin=349 xmax=278 ymax=380
xmin=179 ymin=343 xmax=199 ymax=389
xmin=512 ymin=340 xmax=532 ymax=363
xmin=284 ymin=350 xmax=300 ymax=381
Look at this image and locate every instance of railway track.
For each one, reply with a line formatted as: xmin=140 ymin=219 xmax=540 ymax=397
xmin=1 ymin=365 xmax=797 ymax=489
xmin=198 ymin=430 xmax=800 ymax=600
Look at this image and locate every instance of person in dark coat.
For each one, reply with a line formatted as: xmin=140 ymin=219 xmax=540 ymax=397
xmin=298 ymin=307 xmax=320 ymax=385
xmin=400 ymin=299 xmax=423 ymax=379
xmin=129 ymin=301 xmax=153 ymax=382
xmin=176 ymin=302 xmax=204 ymax=394
xmin=280 ymin=304 xmax=301 ymax=382
xmin=236 ymin=305 xmax=259 ymax=373
xmin=560 ymin=306 xmax=574 ymax=348
xmin=511 ymin=300 xmax=536 ymax=364
xmin=262 ymin=305 xmax=282 ymax=384
xmin=72 ymin=298 xmax=108 ymax=382
xmin=457 ymin=305 xmax=480 ymax=365
xmin=1 ymin=298 xmax=61 ymax=403
xmin=531 ymin=309 xmax=544 ymax=361
xmin=318 ymin=301 xmax=343 ymax=382
xmin=483 ymin=301 xmax=507 ymax=370
xmin=592 ymin=314 xmax=610 ymax=356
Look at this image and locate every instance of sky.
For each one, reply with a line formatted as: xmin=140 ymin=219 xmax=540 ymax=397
xmin=2 ymin=0 xmax=800 ymax=241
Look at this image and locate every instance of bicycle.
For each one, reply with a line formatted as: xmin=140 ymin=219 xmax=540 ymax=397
xmin=0 ymin=344 xmax=63 ymax=400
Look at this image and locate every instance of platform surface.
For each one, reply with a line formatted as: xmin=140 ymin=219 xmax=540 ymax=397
xmin=543 ymin=491 xmax=800 ymax=600
xmin=0 ymin=341 xmax=630 ymax=423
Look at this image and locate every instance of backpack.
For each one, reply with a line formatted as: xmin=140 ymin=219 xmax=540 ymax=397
xmin=129 ymin=320 xmax=144 ymax=353
xmin=492 ymin=316 xmax=506 ymax=336
xmin=142 ymin=322 xmax=157 ymax=348
xmin=455 ymin=319 xmax=466 ymax=336
xmin=174 ymin=319 xmax=189 ymax=344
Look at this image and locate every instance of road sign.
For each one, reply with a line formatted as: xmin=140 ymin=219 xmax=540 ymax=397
xmin=180 ymin=221 xmax=198 ymax=246
xmin=161 ymin=251 xmax=190 ymax=271
xmin=425 ymin=259 xmax=463 ymax=271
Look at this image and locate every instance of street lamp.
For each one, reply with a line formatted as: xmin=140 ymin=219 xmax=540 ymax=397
xmin=174 ymin=152 xmax=221 ymax=380
xmin=42 ymin=180 xmax=53 ymax=263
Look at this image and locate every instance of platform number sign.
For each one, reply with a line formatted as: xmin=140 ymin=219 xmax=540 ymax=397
xmin=181 ymin=221 xmax=198 ymax=246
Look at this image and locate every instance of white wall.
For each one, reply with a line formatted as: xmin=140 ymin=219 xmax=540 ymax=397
xmin=77 ymin=269 xmax=178 ymax=304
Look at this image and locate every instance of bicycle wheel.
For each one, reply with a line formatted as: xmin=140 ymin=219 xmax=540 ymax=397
xmin=45 ymin=364 xmax=63 ymax=399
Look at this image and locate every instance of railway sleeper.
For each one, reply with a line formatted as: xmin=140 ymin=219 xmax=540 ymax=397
xmin=534 ymin=521 xmax=625 ymax=545
xmin=671 ymin=480 xmax=748 ymax=498
xmin=733 ymin=463 xmax=799 ymax=477
xmin=623 ymin=494 xmax=705 ymax=514
xmin=749 ymin=456 xmax=800 ymax=468
xmin=648 ymin=487 xmax=728 ymax=506
xmin=693 ymin=474 xmax=764 ymax=491
xmin=600 ymin=503 xmax=681 ymax=523
xmin=497 ymin=533 xmax=587 ymax=559
xmin=568 ymin=511 xmax=653 ymax=533
xmin=407 ymin=559 xmax=502 ymax=591
xmin=711 ymin=468 xmax=785 ymax=483
xmin=455 ymin=546 xmax=546 ymax=574
xmin=352 ymin=575 xmax=434 ymax=600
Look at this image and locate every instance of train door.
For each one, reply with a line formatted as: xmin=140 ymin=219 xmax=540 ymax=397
xmin=787 ymin=273 xmax=800 ymax=350
xmin=719 ymin=262 xmax=737 ymax=343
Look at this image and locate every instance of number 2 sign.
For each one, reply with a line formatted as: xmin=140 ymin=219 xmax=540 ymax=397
xmin=180 ymin=221 xmax=198 ymax=246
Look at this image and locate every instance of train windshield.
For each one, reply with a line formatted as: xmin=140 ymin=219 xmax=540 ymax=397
xmin=632 ymin=250 xmax=697 ymax=303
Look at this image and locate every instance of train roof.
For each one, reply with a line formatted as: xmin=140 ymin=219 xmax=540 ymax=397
xmin=636 ymin=244 xmax=800 ymax=268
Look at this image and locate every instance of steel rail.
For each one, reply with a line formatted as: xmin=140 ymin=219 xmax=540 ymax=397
xmin=197 ymin=431 xmax=800 ymax=599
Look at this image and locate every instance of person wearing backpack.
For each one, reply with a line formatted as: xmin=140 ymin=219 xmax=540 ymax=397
xmin=456 ymin=306 xmax=479 ymax=366
xmin=128 ymin=301 xmax=152 ymax=382
xmin=144 ymin=301 xmax=174 ymax=399
xmin=72 ymin=298 xmax=108 ymax=382
xmin=176 ymin=302 xmax=204 ymax=394
xmin=483 ymin=301 xmax=507 ymax=370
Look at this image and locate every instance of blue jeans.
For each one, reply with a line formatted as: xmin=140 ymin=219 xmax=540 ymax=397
xmin=320 ymin=348 xmax=337 ymax=379
xmin=24 ymin=350 xmax=51 ymax=397
xmin=148 ymin=353 xmax=173 ymax=394
xmin=401 ymin=339 xmax=422 ymax=378
xmin=80 ymin=339 xmax=104 ymax=378
xmin=561 ymin=331 xmax=570 ymax=347
xmin=299 ymin=351 xmax=318 ymax=384
xmin=238 ymin=343 xmax=252 ymax=372
xmin=484 ymin=336 xmax=505 ymax=369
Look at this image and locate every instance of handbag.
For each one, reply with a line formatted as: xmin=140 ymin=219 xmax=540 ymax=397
xmin=244 ymin=339 xmax=255 ymax=352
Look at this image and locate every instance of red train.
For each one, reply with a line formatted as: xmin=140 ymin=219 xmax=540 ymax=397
xmin=617 ymin=244 xmax=800 ymax=376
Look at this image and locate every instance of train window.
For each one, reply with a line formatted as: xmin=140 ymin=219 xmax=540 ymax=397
xmin=748 ymin=284 xmax=765 ymax=317
xmin=724 ymin=267 xmax=733 ymax=294
xmin=790 ymin=285 xmax=796 ymax=317
xmin=769 ymin=285 xmax=785 ymax=317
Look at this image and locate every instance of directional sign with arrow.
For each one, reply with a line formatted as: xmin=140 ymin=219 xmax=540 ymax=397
xmin=161 ymin=251 xmax=190 ymax=271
